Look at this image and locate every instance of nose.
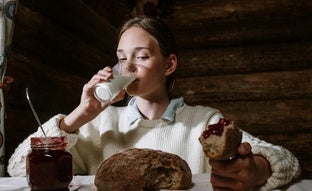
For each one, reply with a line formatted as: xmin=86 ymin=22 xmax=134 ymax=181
xmin=127 ymin=63 xmax=137 ymax=73
xmin=120 ymin=61 xmax=137 ymax=74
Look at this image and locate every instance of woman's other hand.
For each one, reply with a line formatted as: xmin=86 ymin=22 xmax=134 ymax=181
xmin=209 ymin=142 xmax=271 ymax=191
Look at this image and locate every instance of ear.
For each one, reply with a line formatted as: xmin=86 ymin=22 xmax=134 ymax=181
xmin=165 ymin=54 xmax=177 ymax=76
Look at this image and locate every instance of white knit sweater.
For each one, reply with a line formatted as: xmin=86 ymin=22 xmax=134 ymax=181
xmin=7 ymin=104 xmax=300 ymax=190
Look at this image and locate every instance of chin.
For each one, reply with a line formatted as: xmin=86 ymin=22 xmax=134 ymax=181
xmin=125 ymin=87 xmax=136 ymax=96
xmin=126 ymin=81 xmax=141 ymax=95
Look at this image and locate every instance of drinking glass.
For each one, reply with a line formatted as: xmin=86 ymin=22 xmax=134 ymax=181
xmin=94 ymin=64 xmax=136 ymax=103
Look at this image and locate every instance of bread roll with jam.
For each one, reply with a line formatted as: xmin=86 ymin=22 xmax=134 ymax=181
xmin=199 ymin=118 xmax=242 ymax=160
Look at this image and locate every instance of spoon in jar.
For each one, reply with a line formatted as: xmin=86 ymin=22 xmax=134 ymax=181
xmin=26 ymin=88 xmax=47 ymax=137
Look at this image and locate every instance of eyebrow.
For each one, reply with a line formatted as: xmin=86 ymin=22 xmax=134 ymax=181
xmin=117 ymin=47 xmax=151 ymax=53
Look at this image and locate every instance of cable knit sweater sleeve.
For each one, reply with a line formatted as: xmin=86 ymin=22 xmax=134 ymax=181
xmin=7 ymin=114 xmax=78 ymax=177
xmin=242 ymin=131 xmax=301 ymax=190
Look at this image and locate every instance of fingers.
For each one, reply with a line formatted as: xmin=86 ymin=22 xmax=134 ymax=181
xmin=209 ymin=150 xmax=252 ymax=178
xmin=210 ymin=160 xmax=238 ymax=177
xmin=209 ymin=146 xmax=257 ymax=191
xmin=210 ymin=173 xmax=239 ymax=191
xmin=210 ymin=167 xmax=252 ymax=191
xmin=91 ymin=66 xmax=114 ymax=81
xmin=237 ymin=142 xmax=252 ymax=156
xmin=85 ymin=67 xmax=114 ymax=88
xmin=96 ymin=66 xmax=114 ymax=78
xmin=81 ymin=66 xmax=115 ymax=99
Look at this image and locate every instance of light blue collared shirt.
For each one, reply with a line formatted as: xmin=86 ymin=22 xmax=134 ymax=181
xmin=127 ymin=97 xmax=184 ymax=125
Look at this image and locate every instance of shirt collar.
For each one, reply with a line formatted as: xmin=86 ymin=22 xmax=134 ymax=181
xmin=126 ymin=97 xmax=184 ymax=125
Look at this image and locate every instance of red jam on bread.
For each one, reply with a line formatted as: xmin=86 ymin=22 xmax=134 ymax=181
xmin=202 ymin=118 xmax=230 ymax=138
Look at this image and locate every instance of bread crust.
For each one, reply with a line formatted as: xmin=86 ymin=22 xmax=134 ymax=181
xmin=94 ymin=148 xmax=192 ymax=191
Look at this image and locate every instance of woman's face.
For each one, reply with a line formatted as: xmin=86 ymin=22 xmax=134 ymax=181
xmin=117 ymin=26 xmax=168 ymax=99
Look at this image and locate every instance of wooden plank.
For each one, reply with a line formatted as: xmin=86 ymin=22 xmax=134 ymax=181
xmin=81 ymin=0 xmax=135 ymax=28
xmin=171 ymin=19 xmax=312 ymax=48
xmin=19 ymin=0 xmax=117 ymax=54
xmin=258 ymin=133 xmax=310 ymax=154
xmin=165 ymin=0 xmax=312 ymax=29
xmin=13 ymin=4 xmax=115 ymax=74
xmin=205 ymin=99 xmax=312 ymax=135
xmin=6 ymin=53 xmax=86 ymax=114
xmin=163 ymin=0 xmax=312 ymax=48
xmin=177 ymin=42 xmax=312 ymax=77
xmin=173 ymin=70 xmax=312 ymax=101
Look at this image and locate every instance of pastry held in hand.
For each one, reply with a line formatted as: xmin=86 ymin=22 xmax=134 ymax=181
xmin=94 ymin=148 xmax=192 ymax=191
xmin=199 ymin=118 xmax=242 ymax=160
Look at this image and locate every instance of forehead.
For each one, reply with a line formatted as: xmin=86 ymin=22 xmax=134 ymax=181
xmin=117 ymin=26 xmax=159 ymax=53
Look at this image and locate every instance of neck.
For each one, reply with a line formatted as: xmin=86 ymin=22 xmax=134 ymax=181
xmin=135 ymin=96 xmax=170 ymax=120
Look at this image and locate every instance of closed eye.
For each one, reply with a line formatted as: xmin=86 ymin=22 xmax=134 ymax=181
xmin=118 ymin=58 xmax=127 ymax=64
xmin=137 ymin=56 xmax=149 ymax=60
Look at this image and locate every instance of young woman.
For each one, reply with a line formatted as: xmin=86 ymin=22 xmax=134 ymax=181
xmin=8 ymin=17 xmax=300 ymax=190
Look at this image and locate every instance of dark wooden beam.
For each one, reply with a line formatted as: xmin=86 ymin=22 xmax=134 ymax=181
xmin=174 ymin=70 xmax=312 ymax=102
xmin=19 ymin=0 xmax=118 ymax=54
xmin=163 ymin=0 xmax=312 ymax=48
xmin=177 ymin=42 xmax=312 ymax=77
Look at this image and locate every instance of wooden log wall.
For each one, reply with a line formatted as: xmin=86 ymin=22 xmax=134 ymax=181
xmin=4 ymin=0 xmax=312 ymax=178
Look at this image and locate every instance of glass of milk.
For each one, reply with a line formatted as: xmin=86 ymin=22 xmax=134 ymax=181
xmin=94 ymin=64 xmax=136 ymax=103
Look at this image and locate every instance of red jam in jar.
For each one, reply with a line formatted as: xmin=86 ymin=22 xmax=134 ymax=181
xmin=26 ymin=136 xmax=72 ymax=191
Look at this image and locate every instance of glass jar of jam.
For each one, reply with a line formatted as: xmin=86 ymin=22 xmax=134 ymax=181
xmin=26 ymin=136 xmax=72 ymax=191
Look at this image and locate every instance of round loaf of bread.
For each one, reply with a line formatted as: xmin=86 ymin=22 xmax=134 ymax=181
xmin=94 ymin=148 xmax=192 ymax=191
xmin=199 ymin=118 xmax=242 ymax=160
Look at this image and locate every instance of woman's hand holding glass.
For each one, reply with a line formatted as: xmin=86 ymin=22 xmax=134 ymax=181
xmin=82 ymin=66 xmax=126 ymax=111
xmin=59 ymin=66 xmax=126 ymax=133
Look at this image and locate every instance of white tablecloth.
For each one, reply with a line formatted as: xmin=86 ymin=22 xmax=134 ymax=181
xmin=0 ymin=174 xmax=310 ymax=191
